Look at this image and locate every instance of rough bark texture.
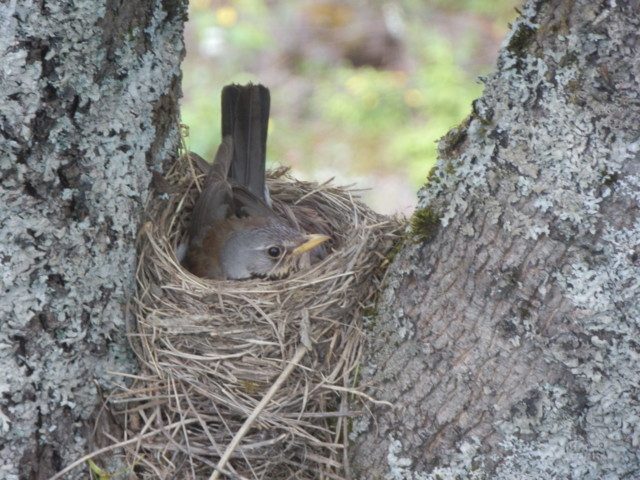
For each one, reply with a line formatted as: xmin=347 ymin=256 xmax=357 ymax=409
xmin=0 ymin=1 xmax=186 ymax=478
xmin=351 ymin=0 xmax=640 ymax=478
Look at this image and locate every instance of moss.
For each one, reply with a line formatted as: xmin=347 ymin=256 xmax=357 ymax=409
xmin=600 ymin=168 xmax=619 ymax=186
xmin=439 ymin=117 xmax=470 ymax=160
xmin=410 ymin=207 xmax=442 ymax=243
xmin=506 ymin=22 xmax=538 ymax=56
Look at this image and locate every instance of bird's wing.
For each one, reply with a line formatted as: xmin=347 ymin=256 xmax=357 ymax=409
xmin=230 ymin=183 xmax=277 ymax=219
xmin=188 ymin=136 xmax=234 ymax=243
xmin=223 ymin=83 xmax=271 ymax=204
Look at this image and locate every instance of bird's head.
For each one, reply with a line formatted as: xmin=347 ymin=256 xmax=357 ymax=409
xmin=221 ymin=223 xmax=330 ymax=280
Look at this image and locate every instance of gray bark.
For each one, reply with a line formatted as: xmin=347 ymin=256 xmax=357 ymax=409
xmin=0 ymin=1 xmax=185 ymax=478
xmin=351 ymin=0 xmax=640 ymax=478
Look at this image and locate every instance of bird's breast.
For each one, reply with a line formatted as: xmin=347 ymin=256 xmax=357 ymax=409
xmin=183 ymin=216 xmax=272 ymax=279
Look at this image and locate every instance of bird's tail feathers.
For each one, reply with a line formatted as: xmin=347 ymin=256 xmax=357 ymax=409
xmin=222 ymin=83 xmax=271 ymax=203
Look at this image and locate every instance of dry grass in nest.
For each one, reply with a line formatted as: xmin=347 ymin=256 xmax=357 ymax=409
xmin=109 ymin=153 xmax=403 ymax=479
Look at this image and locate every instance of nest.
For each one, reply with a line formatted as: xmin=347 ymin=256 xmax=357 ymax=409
xmin=112 ymin=152 xmax=403 ymax=479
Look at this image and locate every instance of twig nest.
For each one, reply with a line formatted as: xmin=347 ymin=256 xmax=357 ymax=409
xmin=117 ymin=153 xmax=403 ymax=479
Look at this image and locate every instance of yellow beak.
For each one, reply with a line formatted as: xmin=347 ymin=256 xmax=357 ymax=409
xmin=291 ymin=234 xmax=331 ymax=256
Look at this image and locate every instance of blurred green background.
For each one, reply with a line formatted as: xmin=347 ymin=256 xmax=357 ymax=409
xmin=180 ymin=0 xmax=521 ymax=214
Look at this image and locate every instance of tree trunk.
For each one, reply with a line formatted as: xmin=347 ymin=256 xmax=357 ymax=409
xmin=351 ymin=0 xmax=640 ymax=478
xmin=0 ymin=1 xmax=185 ymax=478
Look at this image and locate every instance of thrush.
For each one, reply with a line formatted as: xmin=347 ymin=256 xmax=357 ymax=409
xmin=182 ymin=83 xmax=330 ymax=280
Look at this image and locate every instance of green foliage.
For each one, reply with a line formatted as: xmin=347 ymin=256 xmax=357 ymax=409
xmin=306 ymin=25 xmax=488 ymax=184
xmin=181 ymin=0 xmax=521 ymax=204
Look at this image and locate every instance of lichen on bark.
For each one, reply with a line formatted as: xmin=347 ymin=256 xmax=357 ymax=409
xmin=351 ymin=0 xmax=640 ymax=478
xmin=0 ymin=1 xmax=186 ymax=478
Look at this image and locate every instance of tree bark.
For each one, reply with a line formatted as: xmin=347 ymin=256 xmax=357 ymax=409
xmin=0 ymin=1 xmax=185 ymax=478
xmin=351 ymin=0 xmax=640 ymax=478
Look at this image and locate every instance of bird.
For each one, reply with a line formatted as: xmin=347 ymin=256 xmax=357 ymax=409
xmin=182 ymin=83 xmax=330 ymax=280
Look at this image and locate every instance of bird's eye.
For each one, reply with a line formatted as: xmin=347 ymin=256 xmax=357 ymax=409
xmin=267 ymin=246 xmax=282 ymax=258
